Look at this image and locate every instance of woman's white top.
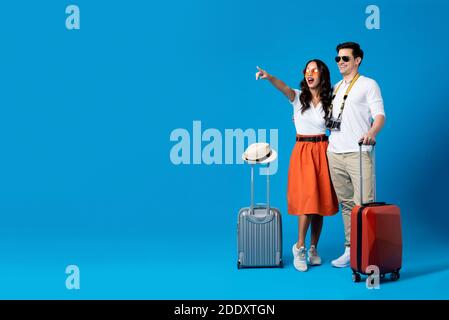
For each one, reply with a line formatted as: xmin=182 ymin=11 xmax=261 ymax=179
xmin=290 ymin=89 xmax=326 ymax=135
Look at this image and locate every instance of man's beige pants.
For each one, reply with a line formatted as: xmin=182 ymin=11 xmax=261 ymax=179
xmin=327 ymin=151 xmax=374 ymax=247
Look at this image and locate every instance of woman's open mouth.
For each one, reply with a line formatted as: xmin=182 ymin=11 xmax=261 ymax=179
xmin=307 ymin=77 xmax=314 ymax=85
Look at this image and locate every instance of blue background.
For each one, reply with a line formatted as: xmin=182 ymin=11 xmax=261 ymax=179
xmin=0 ymin=0 xmax=448 ymax=299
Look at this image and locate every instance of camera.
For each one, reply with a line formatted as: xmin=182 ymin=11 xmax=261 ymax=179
xmin=325 ymin=117 xmax=342 ymax=131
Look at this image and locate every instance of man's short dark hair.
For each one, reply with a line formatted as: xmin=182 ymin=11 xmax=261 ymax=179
xmin=336 ymin=42 xmax=364 ymax=64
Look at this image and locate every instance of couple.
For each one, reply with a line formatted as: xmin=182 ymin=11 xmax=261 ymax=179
xmin=256 ymin=42 xmax=385 ymax=272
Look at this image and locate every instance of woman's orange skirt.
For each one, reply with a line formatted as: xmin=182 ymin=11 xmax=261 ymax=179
xmin=287 ymin=134 xmax=339 ymax=216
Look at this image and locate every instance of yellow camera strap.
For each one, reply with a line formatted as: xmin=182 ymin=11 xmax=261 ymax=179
xmin=330 ymin=73 xmax=361 ymax=119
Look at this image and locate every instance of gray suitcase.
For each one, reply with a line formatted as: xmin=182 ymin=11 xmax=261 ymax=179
xmin=237 ymin=163 xmax=283 ymax=269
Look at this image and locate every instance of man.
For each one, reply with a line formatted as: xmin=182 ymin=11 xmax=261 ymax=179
xmin=326 ymin=42 xmax=386 ymax=268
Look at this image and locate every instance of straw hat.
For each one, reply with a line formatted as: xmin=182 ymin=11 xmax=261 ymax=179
xmin=242 ymin=143 xmax=277 ymax=164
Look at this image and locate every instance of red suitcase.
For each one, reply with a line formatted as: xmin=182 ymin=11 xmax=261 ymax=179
xmin=350 ymin=142 xmax=402 ymax=282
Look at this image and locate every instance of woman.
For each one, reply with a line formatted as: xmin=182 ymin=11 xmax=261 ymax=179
xmin=255 ymin=60 xmax=338 ymax=272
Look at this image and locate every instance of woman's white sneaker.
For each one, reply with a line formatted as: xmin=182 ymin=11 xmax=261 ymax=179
xmin=307 ymin=245 xmax=322 ymax=266
xmin=292 ymin=244 xmax=308 ymax=272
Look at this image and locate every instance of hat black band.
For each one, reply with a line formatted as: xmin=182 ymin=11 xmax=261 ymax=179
xmin=250 ymin=151 xmax=272 ymax=163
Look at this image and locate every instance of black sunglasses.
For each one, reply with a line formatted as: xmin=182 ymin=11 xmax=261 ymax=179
xmin=335 ymin=56 xmax=351 ymax=63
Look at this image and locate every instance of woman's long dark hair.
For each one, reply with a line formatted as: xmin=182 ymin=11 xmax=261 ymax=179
xmin=299 ymin=59 xmax=332 ymax=119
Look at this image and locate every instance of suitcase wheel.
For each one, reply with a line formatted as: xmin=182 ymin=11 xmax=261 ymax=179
xmin=237 ymin=261 xmax=241 ymax=270
xmin=390 ymin=271 xmax=400 ymax=281
xmin=279 ymin=260 xmax=284 ymax=268
xmin=352 ymin=272 xmax=362 ymax=283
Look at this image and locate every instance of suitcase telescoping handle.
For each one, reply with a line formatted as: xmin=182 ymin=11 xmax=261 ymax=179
xmin=358 ymin=140 xmax=387 ymax=206
xmin=358 ymin=140 xmax=377 ymax=205
xmin=250 ymin=164 xmax=270 ymax=215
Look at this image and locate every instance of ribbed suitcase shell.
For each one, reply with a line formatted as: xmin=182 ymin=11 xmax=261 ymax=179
xmin=237 ymin=162 xmax=283 ymax=269
xmin=237 ymin=205 xmax=283 ymax=268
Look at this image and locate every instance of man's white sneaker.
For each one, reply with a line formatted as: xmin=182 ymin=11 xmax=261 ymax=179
xmin=307 ymin=245 xmax=322 ymax=266
xmin=292 ymin=244 xmax=308 ymax=272
xmin=331 ymin=246 xmax=351 ymax=268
